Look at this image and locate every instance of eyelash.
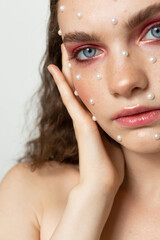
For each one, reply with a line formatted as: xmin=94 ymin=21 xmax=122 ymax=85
xmin=69 ymin=45 xmax=103 ymax=64
xmin=70 ymin=22 xmax=160 ymax=63
xmin=141 ymin=21 xmax=160 ymax=41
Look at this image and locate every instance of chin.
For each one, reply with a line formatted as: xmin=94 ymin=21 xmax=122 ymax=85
xmin=122 ymin=139 xmax=160 ymax=154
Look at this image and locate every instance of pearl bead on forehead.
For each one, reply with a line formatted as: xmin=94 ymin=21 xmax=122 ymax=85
xmin=60 ymin=5 xmax=65 ymax=12
xmin=58 ymin=29 xmax=62 ymax=36
xmin=111 ymin=18 xmax=118 ymax=25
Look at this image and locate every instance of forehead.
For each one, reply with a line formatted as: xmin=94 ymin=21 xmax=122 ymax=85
xmin=58 ymin=0 xmax=158 ymax=33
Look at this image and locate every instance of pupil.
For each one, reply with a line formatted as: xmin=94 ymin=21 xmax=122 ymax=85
xmin=151 ymin=26 xmax=160 ymax=38
xmin=84 ymin=48 xmax=96 ymax=57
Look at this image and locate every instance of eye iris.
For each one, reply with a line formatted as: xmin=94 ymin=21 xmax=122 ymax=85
xmin=151 ymin=25 xmax=160 ymax=38
xmin=83 ymin=48 xmax=96 ymax=58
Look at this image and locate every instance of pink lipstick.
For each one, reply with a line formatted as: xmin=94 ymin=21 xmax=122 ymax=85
xmin=112 ymin=106 xmax=160 ymax=127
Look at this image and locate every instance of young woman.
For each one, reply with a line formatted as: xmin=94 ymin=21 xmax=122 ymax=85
xmin=0 ymin=0 xmax=160 ymax=239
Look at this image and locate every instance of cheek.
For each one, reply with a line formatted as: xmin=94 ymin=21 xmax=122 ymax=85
xmin=144 ymin=62 xmax=160 ymax=88
xmin=71 ymin=65 xmax=108 ymax=110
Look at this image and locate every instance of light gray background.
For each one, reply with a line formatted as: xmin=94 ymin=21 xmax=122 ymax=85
xmin=0 ymin=0 xmax=49 ymax=181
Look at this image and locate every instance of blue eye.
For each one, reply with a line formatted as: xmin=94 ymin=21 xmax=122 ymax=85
xmin=76 ymin=47 xmax=102 ymax=60
xmin=145 ymin=24 xmax=160 ymax=39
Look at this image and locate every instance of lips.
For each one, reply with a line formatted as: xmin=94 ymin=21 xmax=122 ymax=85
xmin=111 ymin=106 xmax=160 ymax=120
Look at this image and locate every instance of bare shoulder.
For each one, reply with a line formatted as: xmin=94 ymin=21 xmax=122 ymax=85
xmin=0 ymin=161 xmax=80 ymax=239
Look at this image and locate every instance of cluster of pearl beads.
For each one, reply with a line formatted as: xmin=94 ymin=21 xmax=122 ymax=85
xmin=76 ymin=74 xmax=102 ymax=81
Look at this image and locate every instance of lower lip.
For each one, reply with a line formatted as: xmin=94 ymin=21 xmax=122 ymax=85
xmin=115 ymin=110 xmax=160 ymax=127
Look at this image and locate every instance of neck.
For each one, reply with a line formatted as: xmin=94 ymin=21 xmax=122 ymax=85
xmin=121 ymin=147 xmax=160 ymax=199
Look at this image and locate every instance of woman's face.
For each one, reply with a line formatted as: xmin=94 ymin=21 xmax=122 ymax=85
xmin=58 ymin=0 xmax=160 ymax=153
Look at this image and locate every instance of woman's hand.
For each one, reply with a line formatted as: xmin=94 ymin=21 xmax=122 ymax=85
xmin=47 ymin=44 xmax=125 ymax=198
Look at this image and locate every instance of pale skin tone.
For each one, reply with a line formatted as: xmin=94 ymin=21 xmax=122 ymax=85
xmin=57 ymin=0 xmax=160 ymax=197
xmin=1 ymin=0 xmax=160 ymax=239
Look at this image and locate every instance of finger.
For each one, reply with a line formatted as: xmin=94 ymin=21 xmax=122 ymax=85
xmin=61 ymin=43 xmax=89 ymax=112
xmin=47 ymin=64 xmax=92 ymax=127
xmin=61 ymin=44 xmax=73 ymax=88
xmin=47 ymin=65 xmax=115 ymax=184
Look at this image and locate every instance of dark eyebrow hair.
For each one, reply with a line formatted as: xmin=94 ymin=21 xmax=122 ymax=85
xmin=63 ymin=3 xmax=160 ymax=43
xmin=126 ymin=3 xmax=160 ymax=30
xmin=63 ymin=31 xmax=103 ymax=43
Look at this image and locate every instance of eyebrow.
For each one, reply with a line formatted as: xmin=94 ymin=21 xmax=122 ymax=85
xmin=126 ymin=3 xmax=160 ymax=31
xmin=63 ymin=3 xmax=160 ymax=43
xmin=63 ymin=32 xmax=103 ymax=43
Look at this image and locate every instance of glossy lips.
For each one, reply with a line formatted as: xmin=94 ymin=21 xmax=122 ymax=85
xmin=112 ymin=106 xmax=160 ymax=127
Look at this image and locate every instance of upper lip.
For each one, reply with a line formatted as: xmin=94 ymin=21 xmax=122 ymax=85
xmin=111 ymin=105 xmax=160 ymax=120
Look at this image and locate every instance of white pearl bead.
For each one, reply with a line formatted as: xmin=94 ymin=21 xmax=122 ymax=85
xmin=58 ymin=29 xmax=62 ymax=36
xmin=147 ymin=93 xmax=155 ymax=100
xmin=122 ymin=50 xmax=129 ymax=57
xmin=89 ymin=99 xmax=95 ymax=105
xmin=117 ymin=135 xmax=122 ymax=142
xmin=96 ymin=74 xmax=102 ymax=80
xmin=92 ymin=116 xmax=97 ymax=121
xmin=154 ymin=133 xmax=160 ymax=140
xmin=74 ymin=90 xmax=78 ymax=96
xmin=111 ymin=18 xmax=118 ymax=25
xmin=77 ymin=12 xmax=83 ymax=19
xmin=60 ymin=5 xmax=65 ymax=12
xmin=76 ymin=74 xmax=81 ymax=80
xmin=149 ymin=56 xmax=157 ymax=63
xmin=68 ymin=63 xmax=71 ymax=68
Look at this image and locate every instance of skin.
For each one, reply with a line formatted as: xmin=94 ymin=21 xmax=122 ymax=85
xmin=57 ymin=0 xmax=160 ymax=199
xmin=1 ymin=1 xmax=160 ymax=239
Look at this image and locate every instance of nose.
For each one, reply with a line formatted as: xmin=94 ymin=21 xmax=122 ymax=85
xmin=108 ymin=62 xmax=148 ymax=98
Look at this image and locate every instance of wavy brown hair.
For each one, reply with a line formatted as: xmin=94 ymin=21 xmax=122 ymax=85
xmin=18 ymin=0 xmax=118 ymax=171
